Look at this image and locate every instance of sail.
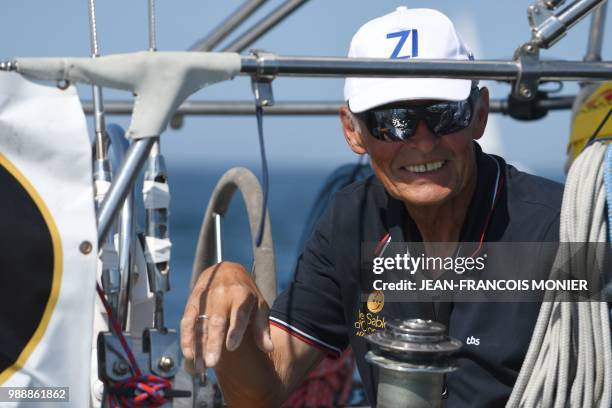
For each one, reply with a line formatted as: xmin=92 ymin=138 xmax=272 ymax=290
xmin=0 ymin=73 xmax=97 ymax=406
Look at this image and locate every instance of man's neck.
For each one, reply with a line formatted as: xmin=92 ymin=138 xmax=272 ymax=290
xmin=404 ymin=163 xmax=478 ymax=243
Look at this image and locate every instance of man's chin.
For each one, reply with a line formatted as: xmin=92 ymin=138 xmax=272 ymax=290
xmin=395 ymin=187 xmax=453 ymax=208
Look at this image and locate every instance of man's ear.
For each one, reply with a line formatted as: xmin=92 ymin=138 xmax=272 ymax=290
xmin=339 ymin=105 xmax=367 ymax=155
xmin=472 ymin=87 xmax=489 ymax=140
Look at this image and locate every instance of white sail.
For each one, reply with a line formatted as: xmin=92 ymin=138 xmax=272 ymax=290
xmin=0 ymin=73 xmax=97 ymax=407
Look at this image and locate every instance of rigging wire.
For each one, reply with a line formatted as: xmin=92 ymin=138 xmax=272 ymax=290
xmin=148 ymin=0 xmax=157 ymax=51
xmin=87 ymin=0 xmax=100 ymax=57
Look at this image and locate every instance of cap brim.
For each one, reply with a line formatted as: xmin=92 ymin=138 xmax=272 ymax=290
xmin=347 ymin=77 xmax=472 ymax=113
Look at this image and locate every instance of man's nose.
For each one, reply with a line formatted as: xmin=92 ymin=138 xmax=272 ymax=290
xmin=403 ymin=120 xmax=439 ymax=153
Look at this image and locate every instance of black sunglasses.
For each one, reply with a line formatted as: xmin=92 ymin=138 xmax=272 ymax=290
xmin=353 ymin=87 xmax=480 ymax=142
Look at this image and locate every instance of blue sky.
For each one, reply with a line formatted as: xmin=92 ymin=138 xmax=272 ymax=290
xmin=1 ymin=1 xmax=609 ymax=178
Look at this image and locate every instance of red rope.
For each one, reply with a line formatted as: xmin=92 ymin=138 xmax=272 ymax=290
xmin=96 ymin=283 xmax=173 ymax=407
xmin=283 ymin=347 xmax=355 ymax=407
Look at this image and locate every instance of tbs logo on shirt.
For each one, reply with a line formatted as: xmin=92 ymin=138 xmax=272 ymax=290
xmin=466 ymin=336 xmax=480 ymax=346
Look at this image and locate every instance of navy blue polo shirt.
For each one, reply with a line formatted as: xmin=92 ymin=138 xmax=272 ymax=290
xmin=270 ymin=143 xmax=563 ymax=407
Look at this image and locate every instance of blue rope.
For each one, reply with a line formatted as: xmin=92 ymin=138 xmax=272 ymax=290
xmin=605 ymin=144 xmax=612 ymax=243
xmin=254 ymin=105 xmax=269 ymax=248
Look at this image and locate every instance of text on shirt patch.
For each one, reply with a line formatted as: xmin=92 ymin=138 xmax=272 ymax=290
xmin=354 ymin=290 xmax=387 ymax=337
xmin=354 ymin=311 xmax=387 ymax=337
xmin=466 ymin=336 xmax=480 ymax=346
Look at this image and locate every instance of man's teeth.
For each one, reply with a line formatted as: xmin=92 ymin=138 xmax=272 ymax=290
xmin=403 ymin=160 xmax=445 ymax=173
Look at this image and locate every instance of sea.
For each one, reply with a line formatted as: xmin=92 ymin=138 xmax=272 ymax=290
xmin=164 ymin=164 xmax=338 ymax=330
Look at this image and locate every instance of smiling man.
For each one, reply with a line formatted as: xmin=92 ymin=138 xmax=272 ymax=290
xmin=181 ymin=7 xmax=563 ymax=407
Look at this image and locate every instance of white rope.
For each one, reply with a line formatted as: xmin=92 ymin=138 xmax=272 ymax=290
xmin=507 ymin=141 xmax=612 ymax=408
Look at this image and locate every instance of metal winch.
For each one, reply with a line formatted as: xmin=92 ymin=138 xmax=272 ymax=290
xmin=365 ymin=318 xmax=462 ymax=408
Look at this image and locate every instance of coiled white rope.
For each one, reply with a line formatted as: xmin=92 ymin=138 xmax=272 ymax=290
xmin=507 ymin=141 xmax=612 ymax=408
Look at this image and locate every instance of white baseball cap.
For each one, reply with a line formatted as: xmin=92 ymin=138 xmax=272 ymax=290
xmin=344 ymin=7 xmax=474 ymax=113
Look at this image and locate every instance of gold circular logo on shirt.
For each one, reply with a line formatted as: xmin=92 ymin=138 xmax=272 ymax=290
xmin=367 ymin=290 xmax=385 ymax=313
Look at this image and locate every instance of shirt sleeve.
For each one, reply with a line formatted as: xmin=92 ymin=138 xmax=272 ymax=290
xmin=269 ymin=197 xmax=348 ymax=358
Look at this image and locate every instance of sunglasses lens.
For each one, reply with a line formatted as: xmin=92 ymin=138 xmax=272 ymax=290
xmin=425 ymin=100 xmax=473 ymax=135
xmin=369 ymin=110 xmax=418 ymax=141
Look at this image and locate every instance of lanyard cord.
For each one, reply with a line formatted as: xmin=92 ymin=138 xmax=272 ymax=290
xmin=376 ymin=154 xmax=505 ymax=258
xmin=255 ymin=105 xmax=269 ymax=247
xmin=466 ymin=154 xmax=504 ymax=258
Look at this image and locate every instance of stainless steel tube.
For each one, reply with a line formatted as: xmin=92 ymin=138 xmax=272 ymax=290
xmin=106 ymin=124 xmax=134 ymax=329
xmin=97 ymin=137 xmax=156 ymax=246
xmin=222 ymin=0 xmax=309 ymax=53
xmin=92 ymin=86 xmax=107 ymax=160
xmin=213 ymin=213 xmax=223 ymax=264
xmin=81 ymin=96 xmax=576 ymax=117
xmin=532 ymin=0 xmax=607 ymax=47
xmin=83 ymin=100 xmax=341 ymax=116
xmin=584 ymin=1 xmax=608 ymax=61
xmin=537 ymin=60 xmax=612 ymax=79
xmin=557 ymin=0 xmax=606 ymax=28
xmin=190 ymin=0 xmax=267 ymax=51
xmin=240 ymin=56 xmax=612 ymax=81
xmin=240 ymin=56 xmax=518 ymax=78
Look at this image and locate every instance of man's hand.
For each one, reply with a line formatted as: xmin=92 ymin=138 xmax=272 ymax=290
xmin=180 ymin=261 xmax=274 ymax=370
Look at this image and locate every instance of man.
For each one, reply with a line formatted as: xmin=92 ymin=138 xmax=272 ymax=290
xmin=181 ymin=7 xmax=563 ymax=407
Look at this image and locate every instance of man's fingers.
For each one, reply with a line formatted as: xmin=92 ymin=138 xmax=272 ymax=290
xmin=204 ymin=314 xmax=227 ymax=367
xmin=180 ymin=303 xmax=199 ymax=360
xmin=252 ymin=302 xmax=274 ymax=353
xmin=180 ymin=272 xmax=211 ymax=359
xmin=195 ymin=316 xmax=208 ymax=373
xmin=204 ymin=292 xmax=230 ymax=367
xmin=226 ymin=291 xmax=256 ymax=351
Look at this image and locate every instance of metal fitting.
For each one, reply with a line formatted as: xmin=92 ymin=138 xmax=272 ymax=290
xmin=520 ymin=86 xmax=534 ymax=99
xmin=158 ymin=356 xmax=174 ymax=372
xmin=57 ymin=79 xmax=71 ymax=90
xmin=112 ymin=360 xmax=130 ymax=376
xmin=544 ymin=0 xmax=566 ymax=9
xmin=0 ymin=60 xmax=17 ymax=72
xmin=366 ymin=318 xmax=461 ymax=408
xmin=79 ymin=241 xmax=93 ymax=254
xmin=250 ymin=49 xmax=277 ymax=107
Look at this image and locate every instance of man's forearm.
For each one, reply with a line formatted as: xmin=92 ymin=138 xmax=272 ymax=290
xmin=214 ymin=325 xmax=325 ymax=407
xmin=214 ymin=332 xmax=287 ymax=407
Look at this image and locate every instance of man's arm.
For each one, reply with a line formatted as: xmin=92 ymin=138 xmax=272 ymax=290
xmin=215 ymin=325 xmax=325 ymax=406
xmin=180 ymin=261 xmax=326 ymax=406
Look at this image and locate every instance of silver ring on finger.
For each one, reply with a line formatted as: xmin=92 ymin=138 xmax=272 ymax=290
xmin=196 ymin=314 xmax=209 ymax=333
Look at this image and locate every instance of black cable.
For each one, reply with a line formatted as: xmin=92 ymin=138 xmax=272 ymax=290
xmin=255 ymin=105 xmax=269 ymax=247
xmin=585 ymin=108 xmax=612 ymax=147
